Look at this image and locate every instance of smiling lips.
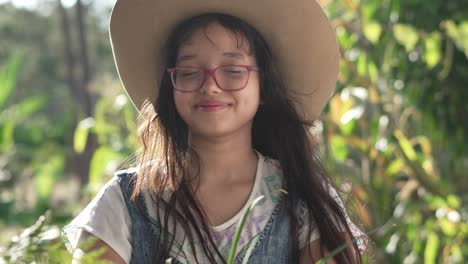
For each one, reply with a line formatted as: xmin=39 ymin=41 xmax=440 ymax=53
xmin=196 ymin=100 xmax=231 ymax=112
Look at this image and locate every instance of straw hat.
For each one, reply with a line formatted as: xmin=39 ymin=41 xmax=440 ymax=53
xmin=109 ymin=0 xmax=339 ymax=121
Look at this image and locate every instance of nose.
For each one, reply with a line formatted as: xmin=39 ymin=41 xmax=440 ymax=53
xmin=199 ymin=71 xmax=221 ymax=94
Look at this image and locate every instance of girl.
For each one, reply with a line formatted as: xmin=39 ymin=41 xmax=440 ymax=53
xmin=63 ymin=0 xmax=367 ymax=263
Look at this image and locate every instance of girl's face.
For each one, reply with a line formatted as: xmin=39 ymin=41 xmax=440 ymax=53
xmin=173 ymin=23 xmax=261 ymax=139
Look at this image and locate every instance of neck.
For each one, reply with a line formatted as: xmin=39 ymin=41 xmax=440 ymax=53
xmin=188 ymin=129 xmax=258 ymax=186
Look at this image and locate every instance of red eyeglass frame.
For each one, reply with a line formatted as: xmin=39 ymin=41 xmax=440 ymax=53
xmin=167 ymin=65 xmax=260 ymax=92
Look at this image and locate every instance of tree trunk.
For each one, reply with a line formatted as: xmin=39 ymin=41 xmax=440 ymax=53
xmin=58 ymin=0 xmax=78 ymax=102
xmin=58 ymin=0 xmax=96 ymax=186
xmin=75 ymin=0 xmax=98 ymax=186
xmin=75 ymin=0 xmax=93 ymax=116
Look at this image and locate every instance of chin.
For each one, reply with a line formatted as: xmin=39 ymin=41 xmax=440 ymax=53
xmin=192 ymin=127 xmax=233 ymax=138
xmin=187 ymin=118 xmax=254 ymax=139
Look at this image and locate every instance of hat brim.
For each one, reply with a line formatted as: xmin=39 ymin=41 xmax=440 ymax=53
xmin=109 ymin=0 xmax=339 ymax=121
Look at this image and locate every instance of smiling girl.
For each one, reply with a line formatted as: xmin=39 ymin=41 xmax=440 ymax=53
xmin=63 ymin=0 xmax=367 ymax=263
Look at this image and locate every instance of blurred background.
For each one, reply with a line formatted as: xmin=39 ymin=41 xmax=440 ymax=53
xmin=0 ymin=0 xmax=467 ymax=263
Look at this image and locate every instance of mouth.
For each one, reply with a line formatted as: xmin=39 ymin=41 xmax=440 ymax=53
xmin=196 ymin=104 xmax=231 ymax=112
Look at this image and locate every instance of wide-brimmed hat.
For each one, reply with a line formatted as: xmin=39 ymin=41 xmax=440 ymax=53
xmin=109 ymin=0 xmax=339 ymax=121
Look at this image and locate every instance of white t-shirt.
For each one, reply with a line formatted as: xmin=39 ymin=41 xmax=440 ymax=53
xmin=62 ymin=152 xmax=363 ymax=263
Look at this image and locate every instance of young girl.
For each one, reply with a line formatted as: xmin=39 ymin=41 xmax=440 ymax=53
xmin=63 ymin=0 xmax=367 ymax=263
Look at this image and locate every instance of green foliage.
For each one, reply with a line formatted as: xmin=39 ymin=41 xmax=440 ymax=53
xmin=0 ymin=55 xmax=21 ymax=154
xmin=34 ymin=154 xmax=65 ymax=208
xmin=81 ymin=92 xmax=137 ymax=194
xmin=89 ymin=146 xmax=123 ymax=190
xmin=0 ymin=55 xmax=69 ymax=225
xmin=0 ymin=211 xmax=111 ymax=263
xmin=0 ymin=54 xmax=19 ymax=109
xmin=393 ymin=24 xmax=419 ymax=52
xmin=442 ymin=20 xmax=468 ymax=55
xmin=74 ymin=117 xmax=95 ymax=154
xmin=324 ymin=0 xmax=468 ymax=262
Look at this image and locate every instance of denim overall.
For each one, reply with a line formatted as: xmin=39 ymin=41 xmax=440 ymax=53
xmin=116 ymin=169 xmax=298 ymax=264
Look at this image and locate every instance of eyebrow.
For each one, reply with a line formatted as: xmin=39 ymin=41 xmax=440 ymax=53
xmin=223 ymin=52 xmax=246 ymax=59
xmin=176 ymin=52 xmax=247 ymax=62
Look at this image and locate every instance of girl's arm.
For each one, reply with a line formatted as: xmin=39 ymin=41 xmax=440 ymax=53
xmin=299 ymin=239 xmax=337 ymax=264
xmin=72 ymin=230 xmax=126 ymax=264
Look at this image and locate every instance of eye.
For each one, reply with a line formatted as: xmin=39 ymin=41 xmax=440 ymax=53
xmin=221 ymin=66 xmax=246 ymax=75
xmin=177 ymin=68 xmax=202 ymax=78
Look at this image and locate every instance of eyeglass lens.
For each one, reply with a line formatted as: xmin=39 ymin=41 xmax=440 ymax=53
xmin=172 ymin=66 xmax=249 ymax=91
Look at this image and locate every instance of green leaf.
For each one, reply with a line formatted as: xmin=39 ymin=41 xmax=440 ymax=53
xmin=423 ymin=32 xmax=442 ymax=68
xmin=0 ymin=55 xmax=20 ymax=109
xmin=426 ymin=196 xmax=447 ymax=210
xmin=0 ymin=119 xmax=15 ymax=151
xmin=8 ymin=96 xmax=47 ymax=122
xmin=446 ymin=195 xmax=461 ymax=209
xmin=394 ymin=130 xmax=417 ymax=161
xmin=34 ymin=155 xmax=65 ymax=206
xmin=424 ymin=232 xmax=439 ymax=264
xmin=337 ymin=31 xmax=358 ymax=50
xmin=364 ymin=21 xmax=382 ymax=44
xmin=361 ymin=1 xmax=378 ymax=20
xmin=123 ymin=103 xmax=136 ymax=133
xmin=393 ymin=24 xmax=419 ymax=52
xmin=74 ymin=118 xmax=95 ymax=154
xmin=368 ymin=61 xmax=379 ymax=83
xmin=89 ymin=146 xmax=122 ymax=189
xmin=357 ymin=53 xmax=368 ymax=77
xmin=439 ymin=218 xmax=456 ymax=237
xmin=458 ymin=22 xmax=468 ymax=51
xmin=444 ymin=20 xmax=468 ymax=55
xmin=242 ymin=235 xmax=259 ymax=264
xmin=385 ymin=159 xmax=404 ymax=176
xmin=444 ymin=20 xmax=457 ymax=36
xmin=228 ymin=195 xmax=264 ymax=264
xmin=450 ymin=244 xmax=463 ymax=262
xmin=331 ymin=135 xmax=348 ymax=162
xmin=340 ymin=119 xmax=356 ymax=136
xmin=394 ymin=130 xmax=451 ymax=196
xmin=94 ymin=98 xmax=115 ymax=139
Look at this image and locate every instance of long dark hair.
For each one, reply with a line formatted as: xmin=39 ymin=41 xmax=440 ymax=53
xmin=131 ymin=13 xmax=363 ymax=263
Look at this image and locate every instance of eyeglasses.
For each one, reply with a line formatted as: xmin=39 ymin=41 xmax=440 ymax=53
xmin=167 ymin=65 xmax=259 ymax=92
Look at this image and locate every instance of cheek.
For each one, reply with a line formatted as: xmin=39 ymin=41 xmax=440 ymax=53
xmin=236 ymin=82 xmax=261 ymax=113
xmin=173 ymin=93 xmax=190 ymax=118
xmin=250 ymin=76 xmax=261 ymax=99
xmin=247 ymin=79 xmax=261 ymax=106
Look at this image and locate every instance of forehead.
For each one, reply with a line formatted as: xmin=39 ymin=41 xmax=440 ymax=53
xmin=178 ymin=23 xmax=252 ymax=54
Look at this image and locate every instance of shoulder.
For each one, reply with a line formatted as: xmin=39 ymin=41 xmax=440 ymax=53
xmin=114 ymin=167 xmax=138 ymax=182
xmin=90 ymin=173 xmax=127 ymax=206
xmin=65 ymin=172 xmax=131 ymax=228
xmin=62 ymin=172 xmax=133 ymax=263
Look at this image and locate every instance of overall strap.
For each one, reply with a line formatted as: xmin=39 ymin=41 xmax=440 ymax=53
xmin=116 ymin=169 xmax=161 ymax=264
